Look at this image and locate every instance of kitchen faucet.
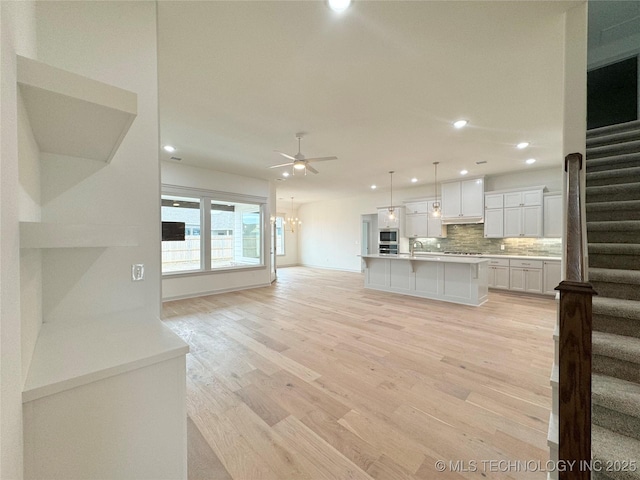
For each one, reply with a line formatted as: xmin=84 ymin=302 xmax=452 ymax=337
xmin=410 ymin=240 xmax=424 ymax=255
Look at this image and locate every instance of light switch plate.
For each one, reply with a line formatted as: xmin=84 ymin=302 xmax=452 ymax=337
xmin=132 ymin=264 xmax=145 ymax=281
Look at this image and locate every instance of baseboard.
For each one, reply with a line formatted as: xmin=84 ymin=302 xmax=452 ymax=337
xmin=298 ymin=263 xmax=362 ymax=273
xmin=162 ymin=282 xmax=272 ymax=302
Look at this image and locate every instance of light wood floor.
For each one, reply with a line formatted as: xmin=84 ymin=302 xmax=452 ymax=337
xmin=162 ymin=266 xmax=556 ymax=480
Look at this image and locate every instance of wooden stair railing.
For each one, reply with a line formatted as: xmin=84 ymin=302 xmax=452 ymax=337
xmin=556 ymin=152 xmax=596 ymax=480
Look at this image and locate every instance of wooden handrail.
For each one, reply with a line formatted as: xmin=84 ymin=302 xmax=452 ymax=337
xmin=565 ymin=152 xmax=585 ymax=282
xmin=557 ymin=152 xmax=596 ymax=480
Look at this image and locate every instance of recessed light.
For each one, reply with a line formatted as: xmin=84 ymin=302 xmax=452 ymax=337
xmin=453 ymin=120 xmax=468 ymax=129
xmin=328 ymin=0 xmax=351 ymax=12
xmin=526 ymin=158 xmax=536 ymax=165
xmin=282 ymin=172 xmax=290 ymax=177
xmin=517 ymin=142 xmax=530 ymax=149
xmin=460 ymin=169 xmax=468 ymax=175
xmin=172 ymin=202 xmax=180 ymax=207
xmin=371 ymin=185 xmax=377 ymax=190
xmin=411 ymin=178 xmax=418 ymax=183
xmin=163 ymin=145 xmax=176 ymax=153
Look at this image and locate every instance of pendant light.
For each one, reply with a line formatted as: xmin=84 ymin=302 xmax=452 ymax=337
xmin=285 ymin=197 xmax=301 ymax=233
xmin=432 ymin=162 xmax=441 ymax=217
xmin=387 ymin=171 xmax=395 ymax=220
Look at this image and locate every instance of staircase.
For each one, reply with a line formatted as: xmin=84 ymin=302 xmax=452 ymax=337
xmin=586 ymin=119 xmax=640 ymax=479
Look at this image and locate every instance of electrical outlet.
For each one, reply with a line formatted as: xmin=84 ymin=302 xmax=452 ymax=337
xmin=437 ymin=243 xmax=440 ymax=249
xmin=500 ymin=244 xmax=505 ymax=251
xmin=132 ymin=264 xmax=145 ymax=281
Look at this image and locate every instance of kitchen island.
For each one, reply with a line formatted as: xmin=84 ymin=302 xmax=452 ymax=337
xmin=362 ymin=254 xmax=489 ymax=306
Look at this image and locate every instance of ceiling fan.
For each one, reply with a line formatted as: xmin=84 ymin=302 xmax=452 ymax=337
xmin=269 ymin=133 xmax=337 ymax=175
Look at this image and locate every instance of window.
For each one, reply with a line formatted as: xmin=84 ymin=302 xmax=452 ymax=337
xmin=161 ymin=187 xmax=266 ymax=275
xmin=210 ymin=201 xmax=261 ymax=269
xmin=161 ymin=195 xmax=201 ymax=273
xmin=275 ymin=216 xmax=285 ymax=256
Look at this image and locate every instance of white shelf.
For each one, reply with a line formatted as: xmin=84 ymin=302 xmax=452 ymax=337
xmin=23 ymin=310 xmax=189 ymax=403
xmin=17 ymin=55 xmax=137 ymax=163
xmin=20 ymin=222 xmax=139 ymax=248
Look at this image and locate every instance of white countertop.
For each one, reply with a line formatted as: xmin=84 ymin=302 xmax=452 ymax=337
xmin=363 ymin=254 xmax=488 ymax=264
xmin=399 ymin=252 xmax=561 ymax=262
xmin=23 ymin=309 xmax=189 ymax=403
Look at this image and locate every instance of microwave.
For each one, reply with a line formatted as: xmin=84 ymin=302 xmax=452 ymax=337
xmin=379 ymin=229 xmax=399 ymax=243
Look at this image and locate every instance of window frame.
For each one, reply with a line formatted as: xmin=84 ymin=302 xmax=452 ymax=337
xmin=275 ymin=216 xmax=285 ymax=256
xmin=161 ymin=184 xmax=267 ymax=277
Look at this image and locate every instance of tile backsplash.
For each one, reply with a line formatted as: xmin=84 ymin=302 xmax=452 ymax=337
xmin=412 ymin=224 xmax=562 ymax=257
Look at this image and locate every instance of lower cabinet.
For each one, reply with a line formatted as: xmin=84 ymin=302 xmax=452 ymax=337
xmin=486 ymin=257 xmax=559 ymax=295
xmin=543 ymin=260 xmax=562 ymax=294
xmin=487 ymin=258 xmax=510 ymax=289
xmin=509 ymin=259 xmax=543 ymax=293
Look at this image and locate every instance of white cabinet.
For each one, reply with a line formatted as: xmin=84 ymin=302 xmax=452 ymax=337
xmin=405 ymin=201 xmax=428 ymax=214
xmin=404 ymin=201 xmax=446 ymax=238
xmin=427 ymin=201 xmax=447 ymax=238
xmin=486 ymin=258 xmax=510 ymax=289
xmin=504 ymin=190 xmax=542 ymax=208
xmin=544 ymin=194 xmax=562 ymax=238
xmin=406 ymin=213 xmax=429 ymax=238
xmin=485 ymin=188 xmax=544 ymax=238
xmin=543 ymin=260 xmax=562 ymax=295
xmin=378 ymin=206 xmax=405 ymax=232
xmin=509 ymin=259 xmax=543 ymax=293
xmin=484 ymin=193 xmax=504 ymax=238
xmin=504 ymin=204 xmax=542 ymax=238
xmin=441 ymin=178 xmax=484 ymax=223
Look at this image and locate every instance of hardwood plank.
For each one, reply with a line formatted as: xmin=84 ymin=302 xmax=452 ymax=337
xmin=273 ymin=415 xmax=375 ymax=480
xmin=163 ymin=266 xmax=556 ymax=480
xmin=338 ymin=409 xmax=426 ymax=473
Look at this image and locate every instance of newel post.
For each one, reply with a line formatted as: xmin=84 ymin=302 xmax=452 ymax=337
xmin=556 ymin=153 xmax=596 ymax=480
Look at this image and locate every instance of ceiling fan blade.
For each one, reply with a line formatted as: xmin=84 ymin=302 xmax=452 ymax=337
xmin=306 ymin=156 xmax=338 ymax=163
xmin=274 ymin=150 xmax=296 ymax=161
xmin=268 ymin=162 xmax=294 ymax=168
xmin=306 ymin=164 xmax=319 ymax=174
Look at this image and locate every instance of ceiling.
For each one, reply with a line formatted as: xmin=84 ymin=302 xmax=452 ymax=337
xmin=157 ymin=1 xmax=582 ymax=210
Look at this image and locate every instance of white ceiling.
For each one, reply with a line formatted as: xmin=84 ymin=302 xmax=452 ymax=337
xmin=157 ymin=1 xmax=582 ymax=210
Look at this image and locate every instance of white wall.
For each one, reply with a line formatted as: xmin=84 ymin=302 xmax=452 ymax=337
xmin=161 ymin=161 xmax=273 ymax=300
xmin=298 ymin=167 xmax=564 ymax=273
xmin=32 ymin=2 xmax=161 ymax=325
xmin=1 ymin=2 xmax=37 ymax=477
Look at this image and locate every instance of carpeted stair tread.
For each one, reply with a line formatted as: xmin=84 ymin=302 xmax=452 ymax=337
xmin=592 ymin=425 xmax=640 ymax=480
xmin=593 ymin=374 xmax=640 ymax=424
xmin=588 ymin=119 xmax=640 ymax=138
xmin=587 ymin=200 xmax=640 ymax=213
xmin=589 ymin=244 xmax=640 ymax=255
xmin=586 ymin=152 xmax=640 ymax=172
xmin=590 ymin=268 xmax=640 ymax=285
xmin=587 ymin=200 xmax=640 ymax=221
xmin=587 ymin=166 xmax=640 ymax=186
xmin=593 ymin=297 xmax=640 ymax=321
xmin=586 ymin=139 xmax=640 ymax=160
xmin=586 ymin=183 xmax=640 ymax=201
xmin=587 ymin=220 xmax=640 ymax=232
xmin=593 ymin=332 xmax=640 ymax=365
xmin=587 ymin=130 xmax=640 ymax=148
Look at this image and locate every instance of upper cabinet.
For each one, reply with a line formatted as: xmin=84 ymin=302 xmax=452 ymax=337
xmin=17 ymin=55 xmax=137 ymax=163
xmin=403 ymin=200 xmax=446 ymax=238
xmin=544 ymin=194 xmax=563 ymax=238
xmin=484 ymin=193 xmax=504 ymax=238
xmin=378 ymin=206 xmax=405 ymax=232
xmin=441 ymin=177 xmax=484 ymax=224
xmin=484 ymin=187 xmax=545 ymax=238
